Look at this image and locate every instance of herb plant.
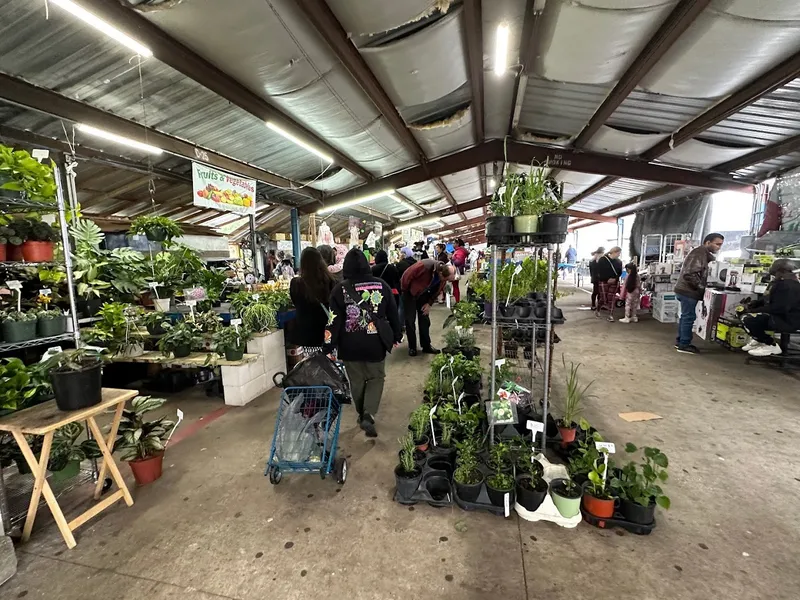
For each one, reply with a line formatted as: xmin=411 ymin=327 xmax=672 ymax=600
xmin=453 ymin=443 xmax=482 ymax=485
xmin=398 ymin=433 xmax=417 ymax=474
xmin=486 ymin=471 xmax=515 ymax=491
xmin=409 ymin=404 xmax=431 ymax=442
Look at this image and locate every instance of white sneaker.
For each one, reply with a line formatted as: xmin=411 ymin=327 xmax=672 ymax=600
xmin=748 ymin=344 xmax=782 ymax=357
xmin=632 ymin=317 xmax=638 ymax=323
xmin=742 ymin=339 xmax=761 ymax=352
xmin=619 ymin=317 xmax=631 ymax=323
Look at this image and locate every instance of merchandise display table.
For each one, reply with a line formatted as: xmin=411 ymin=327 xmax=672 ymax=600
xmin=110 ymin=350 xmax=259 ymax=368
xmin=0 ymin=388 xmax=138 ymax=549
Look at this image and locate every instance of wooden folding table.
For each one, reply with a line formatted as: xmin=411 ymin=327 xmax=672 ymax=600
xmin=0 ymin=388 xmax=137 ymax=549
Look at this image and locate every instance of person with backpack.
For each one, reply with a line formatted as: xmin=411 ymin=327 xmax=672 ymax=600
xmin=401 ymin=258 xmax=457 ymax=356
xmin=325 ymin=249 xmax=402 ymax=437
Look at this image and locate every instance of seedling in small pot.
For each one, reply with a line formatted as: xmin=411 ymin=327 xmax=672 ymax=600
xmin=394 ymin=433 xmax=423 ymax=500
xmin=558 ymin=356 xmax=594 ymax=447
xmin=409 ymin=404 xmax=431 ymax=451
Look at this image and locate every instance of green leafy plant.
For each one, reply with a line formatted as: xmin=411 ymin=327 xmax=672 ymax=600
xmin=488 ymin=441 xmax=511 ymax=471
xmin=129 ymin=215 xmax=183 ymax=242
xmin=586 ymin=457 xmax=613 ymax=500
xmin=48 ymin=422 xmax=102 ymax=472
xmin=211 ymin=325 xmax=251 ymax=356
xmin=157 ymin=320 xmax=203 ymax=356
xmin=70 ymin=219 xmax=112 ymax=300
xmin=0 ymin=357 xmax=50 ymax=411
xmin=194 ymin=310 xmax=222 ymax=334
xmin=192 ymin=267 xmax=229 ymax=304
xmin=443 ymin=300 xmax=480 ymax=329
xmin=489 ymin=173 xmax=524 ymax=217
xmin=409 ymin=404 xmax=431 ymax=442
xmin=243 ymin=302 xmax=277 ymax=333
xmin=453 ymin=439 xmax=482 ymax=485
xmin=139 ymin=311 xmax=170 ymax=332
xmin=25 ymin=218 xmax=60 ymax=242
xmin=567 ymin=419 xmax=605 ymax=477
xmin=83 ymin=303 xmax=146 ymax=355
xmin=37 ymin=308 xmax=64 ymax=320
xmin=486 ymin=471 xmax=515 ymax=491
xmin=0 ymin=145 xmax=57 ymax=202
xmin=114 ymin=396 xmax=175 ymax=461
xmin=41 ymin=348 xmax=105 ymax=373
xmin=494 ymin=361 xmax=515 ymax=384
xmin=560 ymin=356 xmax=593 ymax=427
xmin=610 ymin=443 xmax=670 ymax=509
xmin=398 ymin=432 xmax=416 ymax=474
xmin=0 ymin=225 xmax=20 ymax=246
xmin=2 ymin=310 xmax=37 ymax=323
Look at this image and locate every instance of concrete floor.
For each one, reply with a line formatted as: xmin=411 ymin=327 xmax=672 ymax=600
xmin=3 ymin=288 xmax=800 ymax=599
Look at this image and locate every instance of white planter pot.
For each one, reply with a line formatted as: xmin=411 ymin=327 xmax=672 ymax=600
xmin=154 ymin=298 xmax=172 ymax=312
xmin=120 ymin=343 xmax=144 ymax=358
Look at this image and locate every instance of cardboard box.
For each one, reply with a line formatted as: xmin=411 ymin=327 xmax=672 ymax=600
xmin=650 ymin=262 xmax=674 ymax=275
xmin=693 ymin=289 xmax=753 ymax=340
xmin=715 ymin=319 xmax=748 ymax=349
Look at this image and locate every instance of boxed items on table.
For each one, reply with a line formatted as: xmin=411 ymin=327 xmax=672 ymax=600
xmin=693 ymin=289 xmax=754 ymax=341
xmin=652 ymin=292 xmax=679 ymax=323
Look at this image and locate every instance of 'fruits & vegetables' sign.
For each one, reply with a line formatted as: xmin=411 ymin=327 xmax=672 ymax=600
xmin=192 ymin=162 xmax=256 ymax=215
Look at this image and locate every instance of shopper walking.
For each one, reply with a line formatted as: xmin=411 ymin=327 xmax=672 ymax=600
xmin=325 ymin=249 xmax=401 ymax=438
xmin=318 ymin=244 xmax=344 ymax=283
xmin=595 ymin=247 xmax=622 ymax=321
xmin=588 ymin=247 xmax=604 ymax=310
xmin=288 ymin=247 xmax=335 ymax=356
xmin=371 ymin=249 xmax=401 ymax=312
xmin=740 ymin=258 xmax=800 ymax=357
xmin=451 ymin=239 xmax=469 ymax=304
xmin=435 ymin=244 xmax=449 ymax=303
xmin=618 ymin=263 xmax=641 ymax=324
xmin=674 ymin=233 xmax=724 ymax=354
xmin=401 ymin=259 xmax=456 ymax=356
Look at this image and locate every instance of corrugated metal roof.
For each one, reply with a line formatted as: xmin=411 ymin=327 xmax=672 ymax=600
xmin=570 ymin=178 xmax=665 ymax=212
xmin=517 ymin=77 xmax=608 ymax=138
xmin=607 ymin=89 xmax=714 ymax=135
xmin=733 ymin=152 xmax=800 ymax=179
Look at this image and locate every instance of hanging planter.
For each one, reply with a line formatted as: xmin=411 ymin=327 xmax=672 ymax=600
xmin=513 ymin=215 xmax=539 ymax=234
xmin=539 ymin=213 xmax=569 ymax=234
xmin=486 ymin=216 xmax=514 ymax=237
xmin=129 ymin=216 xmax=183 ymax=244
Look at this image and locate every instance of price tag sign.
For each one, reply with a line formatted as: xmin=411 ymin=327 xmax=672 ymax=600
xmin=32 ymin=148 xmax=50 ymax=162
xmin=428 ymin=403 xmax=438 ymax=446
xmin=39 ymin=288 xmax=52 ymax=296
xmin=40 ymin=346 xmax=63 ymax=362
xmin=504 ymin=492 xmax=511 ymax=518
xmin=231 ymin=318 xmax=242 ymax=326
xmin=185 ymin=300 xmax=197 ymax=307
xmin=456 ymin=391 xmax=465 ymax=415
xmin=147 ymin=281 xmax=162 ymax=289
xmin=595 ymin=441 xmax=616 ymax=454
xmin=451 ymin=376 xmax=460 ymax=402
xmin=5 ymin=280 xmax=22 ymax=290
xmin=252 ymin=294 xmax=260 ymax=301
xmin=165 ymin=408 xmax=185 ymax=448
xmin=494 ymin=358 xmax=506 ymax=367
xmin=514 ymin=264 xmax=523 ymax=276
xmin=527 ymin=420 xmax=545 ymax=447
xmin=445 ymin=293 xmax=451 ymax=309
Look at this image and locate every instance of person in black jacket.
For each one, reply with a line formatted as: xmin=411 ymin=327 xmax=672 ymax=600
xmin=740 ymin=258 xmax=800 ymax=357
xmin=326 ymin=249 xmax=402 ymax=437
xmin=588 ymin=247 xmax=604 ymax=310
xmin=595 ymin=247 xmax=623 ymax=321
xmin=288 ymin=247 xmax=335 ymax=355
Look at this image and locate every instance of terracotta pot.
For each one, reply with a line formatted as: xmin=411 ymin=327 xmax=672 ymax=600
xmin=582 ymin=491 xmax=615 ymax=518
xmin=8 ymin=244 xmax=23 ymax=261
xmin=128 ymin=452 xmax=164 ymax=486
xmin=21 ymin=241 xmax=54 ymax=262
xmin=0 ymin=244 xmax=6 ymax=261
xmin=557 ymin=423 xmax=577 ymax=448
xmin=414 ymin=435 xmax=429 ymax=452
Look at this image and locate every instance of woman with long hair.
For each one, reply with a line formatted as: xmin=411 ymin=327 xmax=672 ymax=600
xmin=595 ymin=247 xmax=623 ymax=321
xmin=619 ymin=262 xmax=641 ymax=323
xmin=288 ymin=247 xmax=335 ymax=355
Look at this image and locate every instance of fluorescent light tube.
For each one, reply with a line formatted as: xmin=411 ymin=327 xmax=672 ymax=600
xmin=317 ymin=189 xmax=395 ymax=214
xmin=76 ymin=124 xmax=162 ymax=155
xmin=494 ymin=24 xmax=509 ymax=76
xmin=49 ymin=0 xmax=152 ymax=57
xmin=267 ymin=122 xmax=333 ymax=164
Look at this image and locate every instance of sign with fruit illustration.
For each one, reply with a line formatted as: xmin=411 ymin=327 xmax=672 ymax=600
xmin=192 ymin=162 xmax=256 ymax=215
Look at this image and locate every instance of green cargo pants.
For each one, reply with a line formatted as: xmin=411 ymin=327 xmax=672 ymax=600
xmin=343 ymin=360 xmax=386 ymax=420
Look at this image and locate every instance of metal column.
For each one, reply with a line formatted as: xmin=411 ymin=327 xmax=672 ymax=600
xmin=248 ymin=214 xmax=259 ymax=280
xmin=290 ymin=208 xmax=301 ymax=270
xmin=489 ymin=244 xmax=498 ymax=447
xmin=541 ymin=244 xmax=555 ymax=456
xmin=54 ymin=162 xmax=80 ymax=346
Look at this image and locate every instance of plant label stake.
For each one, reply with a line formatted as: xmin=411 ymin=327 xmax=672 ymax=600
xmin=147 ymin=281 xmax=162 ymax=299
xmin=457 ymin=391 xmax=465 ymax=415
xmin=185 ymin=299 xmax=197 ymax=320
xmin=451 ymin=376 xmax=460 ymax=401
xmin=445 ymin=292 xmax=451 ymax=309
xmin=39 ymin=288 xmax=52 ymax=297
xmin=504 ymin=493 xmax=510 ymax=518
xmin=165 ymin=408 xmax=184 ymax=451
xmin=505 ymin=264 xmax=523 ymax=307
xmin=40 ymin=346 xmax=63 ymax=362
xmin=527 ymin=420 xmax=544 ymax=452
xmin=429 ymin=403 xmax=438 ymax=446
xmin=448 ymin=355 xmax=455 ymax=380
xmin=595 ymin=441 xmax=615 ymax=487
xmin=231 ymin=318 xmax=242 ymax=333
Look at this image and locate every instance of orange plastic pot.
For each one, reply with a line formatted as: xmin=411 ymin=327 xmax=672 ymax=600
xmin=128 ymin=452 xmax=164 ymax=486
xmin=582 ymin=492 xmax=615 ymax=518
xmin=21 ymin=241 xmax=54 ymax=262
xmin=0 ymin=244 xmax=6 ymax=261
xmin=8 ymin=244 xmax=23 ymax=261
xmin=557 ymin=424 xmax=577 ymax=448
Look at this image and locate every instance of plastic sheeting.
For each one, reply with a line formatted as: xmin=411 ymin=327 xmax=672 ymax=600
xmin=360 ymin=8 xmax=468 ymax=110
xmin=440 ymin=167 xmax=483 ymax=202
xmin=326 ymin=0 xmax=447 ymax=36
xmin=659 ymin=140 xmax=760 ymax=170
xmin=412 ymin=106 xmax=475 ymax=158
xmin=584 ymin=126 xmax=668 ymax=156
xmin=713 ymin=0 xmax=800 ymax=21
xmin=628 ymin=195 xmax=711 ymax=258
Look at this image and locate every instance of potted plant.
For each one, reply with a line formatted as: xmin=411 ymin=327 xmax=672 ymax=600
xmin=0 ymin=145 xmax=57 ymax=202
xmin=0 ymin=357 xmax=51 ymax=413
xmin=1 ymin=310 xmax=38 ymax=342
xmin=394 ymin=432 xmax=423 ymax=501
xmin=429 ymin=404 xmax=457 ymax=460
xmin=140 ymin=310 xmax=171 ymax=336
xmin=70 ymin=219 xmax=111 ymax=316
xmin=48 ymin=422 xmax=102 ymax=482
xmin=83 ymin=303 xmax=147 ymax=357
xmin=115 ymin=395 xmax=175 ymax=485
xmin=243 ymin=302 xmax=278 ymax=333
xmin=212 ymin=325 xmax=251 ymax=361
xmin=20 ymin=218 xmax=59 ymax=262
xmin=0 ymin=223 xmax=21 ymax=262
xmin=37 ymin=308 xmax=67 ymax=337
xmin=453 ymin=439 xmax=485 ymax=503
xmin=42 ymin=349 xmax=105 ymax=412
xmin=514 ymin=165 xmax=549 ymax=234
xmin=129 ymin=215 xmax=183 ymax=243
xmin=516 ymin=450 xmax=549 ymax=512
xmin=487 ymin=173 xmax=520 ymax=237
xmin=550 ymin=477 xmax=583 ymax=518
xmin=610 ymin=443 xmax=670 ymax=525
xmin=409 ymin=404 xmax=431 ymax=452
xmin=558 ymin=357 xmax=593 ymax=448
xmin=581 ymin=455 xmax=615 ymax=518
xmin=158 ymin=320 xmax=202 ymax=358
xmin=567 ymin=419 xmax=604 ymax=485
xmin=195 ymin=310 xmax=222 ymax=334
xmin=539 ymin=179 xmax=569 ymax=234
xmin=485 ymin=469 xmax=515 ymax=509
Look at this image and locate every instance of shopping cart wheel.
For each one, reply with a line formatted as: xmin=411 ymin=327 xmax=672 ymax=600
xmin=319 ymin=466 xmax=327 ymax=480
xmin=268 ymin=466 xmax=282 ymax=485
xmin=335 ymin=457 xmax=347 ymax=485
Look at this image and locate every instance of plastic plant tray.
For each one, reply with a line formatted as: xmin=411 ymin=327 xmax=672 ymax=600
xmin=514 ymin=455 xmax=581 ymax=528
xmin=580 ymin=508 xmax=655 ymax=535
xmin=394 ymin=464 xmax=454 ymax=508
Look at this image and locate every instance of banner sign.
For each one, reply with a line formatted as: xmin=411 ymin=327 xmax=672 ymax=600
xmin=192 ymin=162 xmax=256 ymax=215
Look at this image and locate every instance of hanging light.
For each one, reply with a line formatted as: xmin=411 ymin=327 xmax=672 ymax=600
xmin=76 ymin=124 xmax=163 ymax=155
xmin=494 ymin=24 xmax=509 ymax=75
xmin=266 ymin=122 xmax=333 ymax=164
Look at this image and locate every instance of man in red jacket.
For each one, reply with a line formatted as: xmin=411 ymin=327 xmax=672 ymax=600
xmin=400 ymin=259 xmax=456 ymax=356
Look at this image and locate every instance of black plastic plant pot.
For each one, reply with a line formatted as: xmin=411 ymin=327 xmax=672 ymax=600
xmin=455 ymin=471 xmax=485 ymax=503
xmin=486 ymin=481 xmax=516 ymax=508
xmin=172 ymin=344 xmax=192 ymax=358
xmin=398 ymin=449 xmax=427 ymax=470
xmin=540 ymin=213 xmax=569 ymax=234
xmin=428 ymin=445 xmax=456 ymax=464
xmin=619 ymin=497 xmax=656 ymax=525
xmin=516 ymin=476 xmax=548 ymax=512
xmin=147 ymin=323 xmax=167 ymax=336
xmin=51 ymin=362 xmax=102 ymax=412
xmin=486 ymin=216 xmax=514 ymax=237
xmin=514 ymin=305 xmax=532 ymax=319
xmin=225 ymin=347 xmax=245 ymax=361
xmin=394 ymin=465 xmax=423 ymax=500
xmin=77 ymin=298 xmax=104 ymax=318
xmin=426 ymin=455 xmax=454 ymax=478
xmin=425 ymin=476 xmax=451 ymax=502
xmin=38 ymin=315 xmax=67 ymax=338
xmin=463 ymin=380 xmax=481 ymax=396
xmin=145 ymin=226 xmax=168 ymax=242
xmin=2 ymin=320 xmax=37 ymax=343
xmin=460 ymin=346 xmax=481 ymax=360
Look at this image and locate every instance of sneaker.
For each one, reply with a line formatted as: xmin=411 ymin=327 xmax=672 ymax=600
xmin=607 ymin=315 xmax=614 ymax=322
xmin=421 ymin=346 xmax=440 ymax=355
xmin=676 ymin=344 xmax=699 ymax=354
xmin=360 ymin=417 xmax=378 ymax=438
xmin=632 ymin=317 xmax=639 ymax=323
xmin=408 ymin=348 xmax=418 ymax=357
xmin=619 ymin=317 xmax=631 ymax=323
xmin=748 ymin=344 xmax=782 ymax=357
xmin=741 ymin=339 xmax=762 ymax=352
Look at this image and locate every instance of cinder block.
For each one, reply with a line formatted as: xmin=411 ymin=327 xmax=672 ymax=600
xmin=246 ymin=330 xmax=286 ymax=374
xmin=0 ymin=535 xmax=17 ymax=586
xmin=220 ymin=359 xmax=265 ymax=387
xmin=224 ymin=374 xmax=268 ymax=407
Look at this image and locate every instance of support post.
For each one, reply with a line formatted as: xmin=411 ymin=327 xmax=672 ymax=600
xmin=489 ymin=244 xmax=498 ymax=447
xmin=54 ymin=161 xmax=80 ymax=346
xmin=248 ymin=214 xmax=259 ymax=280
xmin=617 ymin=218 xmax=624 ymax=248
xmin=291 ymin=208 xmax=302 ymax=270
xmin=542 ymin=244 xmax=555 ymax=457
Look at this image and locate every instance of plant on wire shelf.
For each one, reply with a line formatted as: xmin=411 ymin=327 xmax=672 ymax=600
xmin=0 ymin=145 xmax=57 ymax=202
xmin=157 ymin=320 xmax=203 ymax=358
xmin=115 ymin=396 xmax=175 ymax=461
xmin=0 ymin=357 xmax=51 ymax=412
xmin=610 ymin=443 xmax=670 ymax=510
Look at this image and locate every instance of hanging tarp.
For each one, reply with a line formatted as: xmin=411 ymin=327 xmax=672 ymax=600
xmin=629 ymin=195 xmax=711 ymax=259
xmin=192 ymin=162 xmax=256 ymax=216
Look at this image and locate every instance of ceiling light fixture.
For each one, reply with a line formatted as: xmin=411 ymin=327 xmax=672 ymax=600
xmin=266 ymin=122 xmax=333 ymax=164
xmin=317 ymin=189 xmax=395 ymax=214
xmin=393 ymin=216 xmax=442 ymax=231
xmin=390 ymin=193 xmax=421 ymax=214
xmin=488 ymin=177 xmax=496 ymax=189
xmin=49 ymin=0 xmax=153 ymax=57
xmin=76 ymin=124 xmax=163 ymax=155
xmin=494 ymin=24 xmax=509 ymax=75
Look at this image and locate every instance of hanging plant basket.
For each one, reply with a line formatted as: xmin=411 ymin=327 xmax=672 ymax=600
xmin=539 ymin=213 xmax=569 ymax=234
xmin=513 ymin=215 xmax=539 ymax=234
xmin=145 ymin=226 xmax=168 ymax=242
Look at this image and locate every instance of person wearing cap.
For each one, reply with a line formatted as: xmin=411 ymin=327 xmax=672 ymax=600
xmin=739 ymin=258 xmax=800 ymax=357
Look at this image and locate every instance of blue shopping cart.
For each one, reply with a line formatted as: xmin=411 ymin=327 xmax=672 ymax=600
xmin=265 ymin=385 xmax=347 ymax=485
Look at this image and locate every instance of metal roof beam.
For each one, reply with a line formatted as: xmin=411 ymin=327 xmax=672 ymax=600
xmin=509 ymin=0 xmax=544 ymax=134
xmin=713 ymin=134 xmax=800 ymax=175
xmin=463 ymin=0 xmax=485 ymax=146
xmin=81 ymin=176 xmax=152 ymax=208
xmin=565 ymin=177 xmax=618 ymax=207
xmin=571 ymin=0 xmax=712 ymax=149
xmin=0 ymin=74 xmax=319 ymax=203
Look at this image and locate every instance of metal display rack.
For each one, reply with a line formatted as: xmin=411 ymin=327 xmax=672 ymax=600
xmin=487 ymin=234 xmax=565 ymax=452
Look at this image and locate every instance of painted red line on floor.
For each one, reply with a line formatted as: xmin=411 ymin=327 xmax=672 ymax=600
xmin=168 ymin=405 xmax=233 ymax=447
